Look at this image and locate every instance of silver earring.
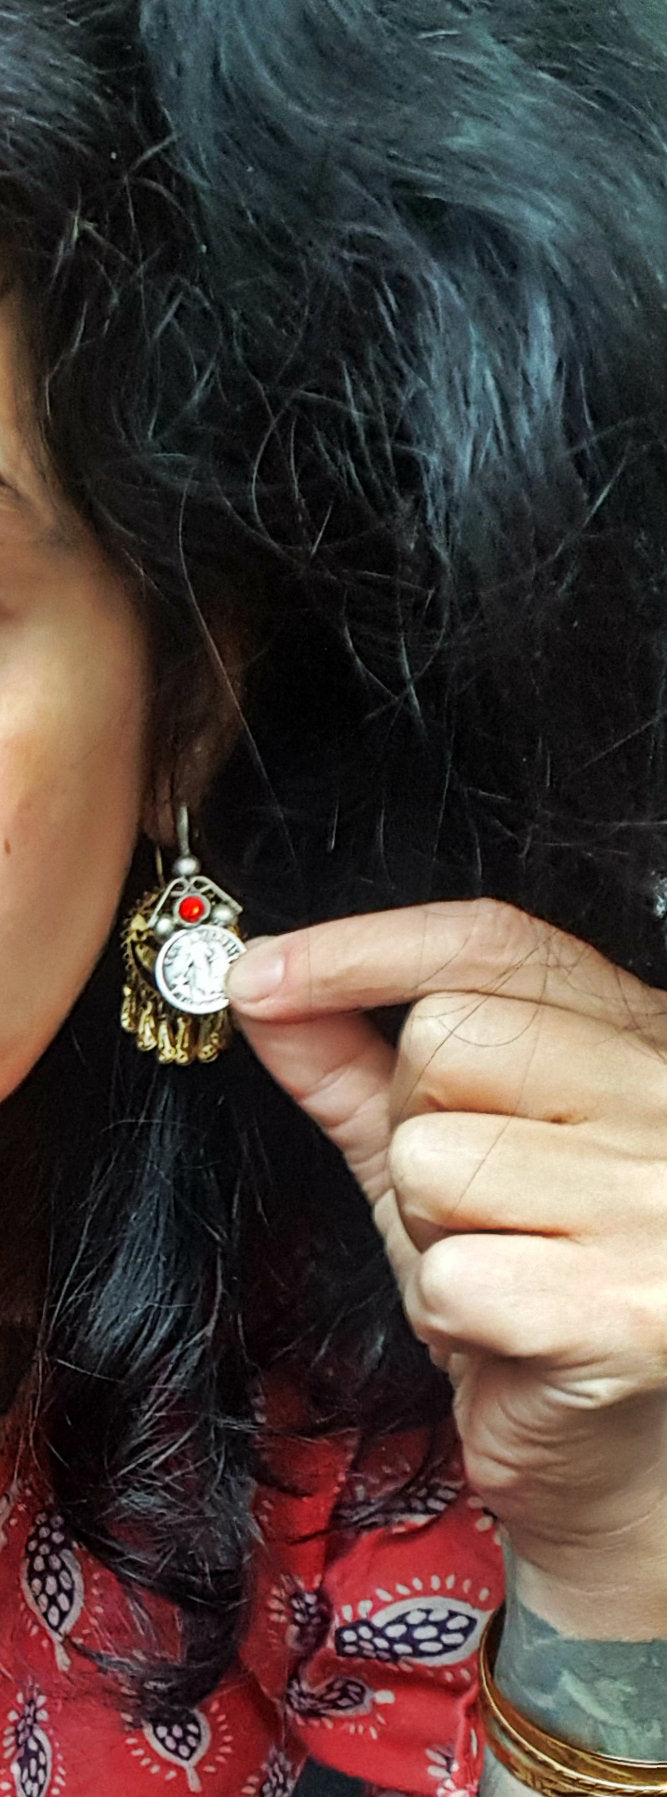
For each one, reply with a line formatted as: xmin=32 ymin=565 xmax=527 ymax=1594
xmin=120 ymin=806 xmax=246 ymax=1065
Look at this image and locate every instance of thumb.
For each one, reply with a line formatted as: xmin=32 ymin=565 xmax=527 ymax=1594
xmin=230 ymin=1002 xmax=396 ymax=1207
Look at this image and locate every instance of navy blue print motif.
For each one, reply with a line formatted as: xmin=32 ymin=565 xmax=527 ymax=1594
xmin=7 ymin=1693 xmax=52 ymax=1797
xmin=256 ymin=1746 xmax=298 ymax=1796
xmin=288 ymin=1586 xmax=330 ymax=1654
xmin=334 ymin=1471 xmax=461 ymax=1534
xmin=144 ymin=1709 xmax=211 ymax=1791
xmin=286 ymin=1672 xmax=372 ymax=1720
xmin=21 ymin=1510 xmax=84 ymax=1670
xmin=335 ymin=1595 xmax=484 ymax=1667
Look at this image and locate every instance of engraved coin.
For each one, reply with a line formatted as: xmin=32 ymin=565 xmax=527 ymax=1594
xmin=154 ymin=925 xmax=245 ymax=1015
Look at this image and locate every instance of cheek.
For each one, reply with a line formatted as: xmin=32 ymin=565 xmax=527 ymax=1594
xmin=0 ymin=612 xmax=150 ymax=1101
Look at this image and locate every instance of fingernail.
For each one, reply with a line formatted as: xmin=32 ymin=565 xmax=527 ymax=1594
xmin=227 ymin=939 xmax=286 ymax=1003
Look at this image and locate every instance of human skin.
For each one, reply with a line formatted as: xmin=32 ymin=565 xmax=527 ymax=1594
xmin=0 ymin=288 xmax=152 ymax=1105
xmin=226 ymin=903 xmax=667 ymax=1580
xmin=227 ymin=905 xmax=667 ymax=1771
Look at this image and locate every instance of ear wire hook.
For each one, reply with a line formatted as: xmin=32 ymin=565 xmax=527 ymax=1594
xmin=176 ymin=804 xmax=191 ymax=862
xmin=154 ymin=806 xmax=192 ymax=886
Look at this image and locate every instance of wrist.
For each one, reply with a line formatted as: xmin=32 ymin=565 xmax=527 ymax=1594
xmin=501 ymin=1495 xmax=667 ymax=1640
xmin=480 ymin=1607 xmax=667 ymax=1786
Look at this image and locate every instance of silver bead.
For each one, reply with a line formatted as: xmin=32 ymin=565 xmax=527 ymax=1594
xmin=154 ymin=914 xmax=174 ymax=941
xmin=172 ymin=854 xmax=200 ymax=879
xmin=212 ymin=903 xmax=234 ymax=925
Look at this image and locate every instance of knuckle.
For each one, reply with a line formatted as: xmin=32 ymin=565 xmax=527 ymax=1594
xmin=387 ymin=1115 xmax=428 ymax=1197
xmin=423 ymin=895 xmax=544 ymax=999
xmin=466 ymin=895 xmax=530 ymax=959
xmin=390 ymin=1115 xmax=459 ymax=1254
xmin=402 ymin=1270 xmax=440 ymax=1347
xmin=411 ymin=1243 xmax=452 ymax=1335
xmin=399 ymin=998 xmax=448 ymax=1064
xmin=411 ymin=1242 xmax=467 ymax=1341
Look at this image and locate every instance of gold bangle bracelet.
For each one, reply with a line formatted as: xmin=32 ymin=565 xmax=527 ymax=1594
xmin=478 ymin=1607 xmax=667 ymax=1796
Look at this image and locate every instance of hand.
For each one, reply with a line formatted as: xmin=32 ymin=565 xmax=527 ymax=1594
xmin=226 ymin=899 xmax=667 ymax=1560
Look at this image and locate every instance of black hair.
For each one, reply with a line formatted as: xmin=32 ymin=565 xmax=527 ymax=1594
xmin=0 ymin=0 xmax=665 ymax=1720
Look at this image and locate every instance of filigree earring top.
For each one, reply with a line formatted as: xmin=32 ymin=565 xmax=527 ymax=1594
xmin=120 ymin=806 xmax=246 ymax=1065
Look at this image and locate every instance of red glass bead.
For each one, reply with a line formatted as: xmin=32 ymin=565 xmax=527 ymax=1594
xmin=178 ymin=894 xmax=207 ymax=924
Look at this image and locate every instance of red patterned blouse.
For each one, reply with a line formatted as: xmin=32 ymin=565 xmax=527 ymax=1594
xmin=0 ymin=1382 xmax=505 ymax=1797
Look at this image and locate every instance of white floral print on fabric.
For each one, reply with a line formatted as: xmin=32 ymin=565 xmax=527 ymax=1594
xmin=0 ymin=1483 xmax=18 ymax=1551
xmin=144 ymin=1711 xmax=211 ymax=1792
xmin=335 ymin=1592 xmax=486 ymax=1669
xmin=123 ymin=1694 xmax=233 ymax=1789
xmin=287 ymin=1673 xmax=376 ymax=1722
xmin=0 ymin=1395 xmax=504 ymax=1796
xmin=1 ymin=1689 xmax=65 ymax=1797
xmin=241 ymin=1745 xmax=300 ymax=1796
xmin=21 ymin=1510 xmax=84 ymax=1672
xmin=286 ymin=1671 xmax=396 ymax=1745
xmin=267 ymin=1578 xmax=331 ymax=1655
xmin=426 ymin=1742 xmax=479 ymax=1796
xmin=464 ymin=1496 xmax=502 ymax=1543
xmin=333 ymin=1468 xmax=462 ymax=1535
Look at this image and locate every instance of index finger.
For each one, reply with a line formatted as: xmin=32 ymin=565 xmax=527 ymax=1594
xmin=226 ymin=897 xmax=665 ymax=1035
